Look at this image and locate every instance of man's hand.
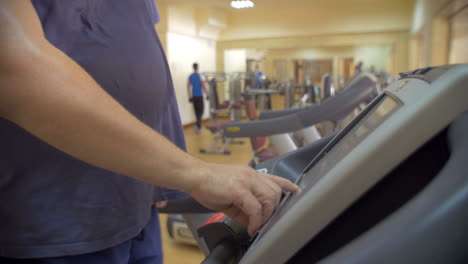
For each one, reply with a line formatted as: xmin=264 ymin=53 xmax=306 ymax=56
xmin=186 ymin=163 xmax=299 ymax=236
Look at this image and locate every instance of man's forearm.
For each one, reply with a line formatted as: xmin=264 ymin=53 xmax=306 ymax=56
xmin=0 ymin=43 xmax=203 ymax=192
xmin=202 ymin=81 xmax=208 ymax=94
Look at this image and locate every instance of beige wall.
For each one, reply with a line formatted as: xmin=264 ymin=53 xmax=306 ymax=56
xmin=167 ymin=6 xmax=198 ymax=36
xmin=215 ymin=0 xmax=414 ymax=76
xmin=223 ymin=49 xmax=247 ymax=99
xmin=449 ymin=7 xmax=468 ymax=63
xmin=167 ymin=33 xmax=217 ymax=125
xmin=218 ymin=31 xmax=410 ymax=78
xmin=410 ymin=0 xmax=454 ymax=67
xmin=354 ymin=45 xmax=393 ymax=72
xmin=155 ymin=1 xmax=168 ymax=52
xmin=221 ymin=1 xmax=414 ymax=40
xmin=224 ymin=49 xmax=247 ymax=73
xmin=412 ymin=0 xmax=451 ymax=33
xmin=157 ymin=4 xmax=223 ymax=125
xmin=224 ymin=44 xmax=392 ymax=87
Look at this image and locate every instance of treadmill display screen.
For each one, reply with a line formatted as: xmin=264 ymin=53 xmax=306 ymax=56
xmin=297 ymin=95 xmax=399 ymax=188
xmin=256 ymin=95 xmax=400 ymax=237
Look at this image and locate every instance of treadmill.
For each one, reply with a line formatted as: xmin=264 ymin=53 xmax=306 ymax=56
xmin=194 ymin=64 xmax=468 ymax=263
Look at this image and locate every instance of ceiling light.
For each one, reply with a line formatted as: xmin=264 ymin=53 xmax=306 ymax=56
xmin=231 ymin=0 xmax=255 ymax=9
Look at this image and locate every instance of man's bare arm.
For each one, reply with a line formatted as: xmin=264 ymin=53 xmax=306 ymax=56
xmin=0 ymin=1 xmax=298 ymax=235
xmin=0 ymin=0 xmax=202 ymax=191
xmin=202 ymin=80 xmax=208 ymax=94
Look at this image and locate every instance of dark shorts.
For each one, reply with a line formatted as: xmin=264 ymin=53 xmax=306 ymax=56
xmin=0 ymin=207 xmax=163 ymax=264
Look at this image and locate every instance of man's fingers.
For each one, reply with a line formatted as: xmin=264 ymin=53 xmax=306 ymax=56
xmin=256 ymin=176 xmax=282 ymax=222
xmin=233 ymin=191 xmax=263 ymax=236
xmin=259 ymin=174 xmax=282 ymax=199
xmin=225 ymin=209 xmax=249 ymax=228
xmin=267 ymin=174 xmax=300 ymax=193
xmin=260 ymin=199 xmax=276 ymax=225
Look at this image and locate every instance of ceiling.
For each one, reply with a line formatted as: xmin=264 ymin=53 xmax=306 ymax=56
xmin=161 ymin=0 xmax=416 ymax=40
xmin=164 ymin=0 xmax=415 ymax=10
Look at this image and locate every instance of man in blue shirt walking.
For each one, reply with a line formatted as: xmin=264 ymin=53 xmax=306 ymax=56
xmin=188 ymin=63 xmax=208 ymax=133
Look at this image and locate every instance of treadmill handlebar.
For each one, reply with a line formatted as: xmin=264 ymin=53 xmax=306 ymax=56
xmin=224 ymin=114 xmax=305 ymax=137
xmin=224 ymin=75 xmax=379 ymax=138
xmin=201 ymin=240 xmax=238 ymax=264
xmin=158 ymin=198 xmax=215 ymax=214
xmin=199 ymin=216 xmax=250 ymax=264
xmin=246 ymin=87 xmax=283 ymax=94
xmin=259 ymin=104 xmax=318 ymax=120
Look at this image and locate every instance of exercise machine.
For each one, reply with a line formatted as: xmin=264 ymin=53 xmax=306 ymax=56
xmin=195 ymin=64 xmax=468 ymax=263
xmin=200 ymin=72 xmax=244 ymax=155
xmin=224 ymin=72 xmax=380 ymax=159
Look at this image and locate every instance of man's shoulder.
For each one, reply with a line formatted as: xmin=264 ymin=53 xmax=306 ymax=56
xmin=190 ymin=72 xmax=203 ymax=80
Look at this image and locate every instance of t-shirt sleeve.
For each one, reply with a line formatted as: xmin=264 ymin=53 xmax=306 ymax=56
xmin=199 ymin=73 xmax=206 ymax=82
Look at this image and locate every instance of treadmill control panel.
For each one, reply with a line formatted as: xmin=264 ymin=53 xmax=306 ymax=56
xmin=254 ymin=94 xmax=400 ymax=241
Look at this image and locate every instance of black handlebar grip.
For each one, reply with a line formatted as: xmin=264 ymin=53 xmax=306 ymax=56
xmin=158 ymin=198 xmax=215 ymax=214
xmin=201 ymin=240 xmax=237 ymax=264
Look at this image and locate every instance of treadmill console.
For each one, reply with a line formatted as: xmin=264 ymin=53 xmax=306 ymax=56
xmin=239 ymin=65 xmax=468 ymax=264
xmin=257 ymin=94 xmax=400 ymax=237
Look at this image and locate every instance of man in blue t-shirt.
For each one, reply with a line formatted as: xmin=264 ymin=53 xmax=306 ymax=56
xmin=188 ymin=63 xmax=208 ymax=133
xmin=254 ymin=64 xmax=264 ymax=88
xmin=0 ymin=1 xmax=298 ymax=263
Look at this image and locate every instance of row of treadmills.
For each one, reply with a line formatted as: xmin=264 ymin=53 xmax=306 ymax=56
xmin=160 ymin=64 xmax=468 ymax=264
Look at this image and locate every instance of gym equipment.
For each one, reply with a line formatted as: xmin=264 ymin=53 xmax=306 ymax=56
xmin=245 ymin=80 xmax=284 ymax=111
xmin=224 ymin=72 xmax=380 ymax=158
xmin=293 ymin=73 xmax=333 ymax=108
xmin=283 ymin=79 xmax=297 ymax=109
xmin=198 ymin=64 xmax=468 ymax=263
xmin=163 ymin=199 xmax=216 ymax=248
xmin=320 ymin=73 xmax=335 ymax=101
xmin=243 ymin=99 xmax=279 ymax=161
xmin=200 ymin=72 xmax=244 ymax=155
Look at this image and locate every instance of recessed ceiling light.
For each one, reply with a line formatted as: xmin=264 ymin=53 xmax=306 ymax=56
xmin=231 ymin=0 xmax=255 ymax=9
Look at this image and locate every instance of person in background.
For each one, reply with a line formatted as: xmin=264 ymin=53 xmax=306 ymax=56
xmin=187 ymin=63 xmax=208 ymax=133
xmin=355 ymin=61 xmax=364 ymax=74
xmin=0 ymin=1 xmax=298 ymax=264
xmin=254 ymin=64 xmax=264 ymax=88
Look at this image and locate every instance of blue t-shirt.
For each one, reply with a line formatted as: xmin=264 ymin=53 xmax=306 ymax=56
xmin=0 ymin=0 xmax=186 ymax=258
xmin=189 ymin=72 xmax=204 ymax=96
xmin=254 ymin=71 xmax=264 ymax=88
